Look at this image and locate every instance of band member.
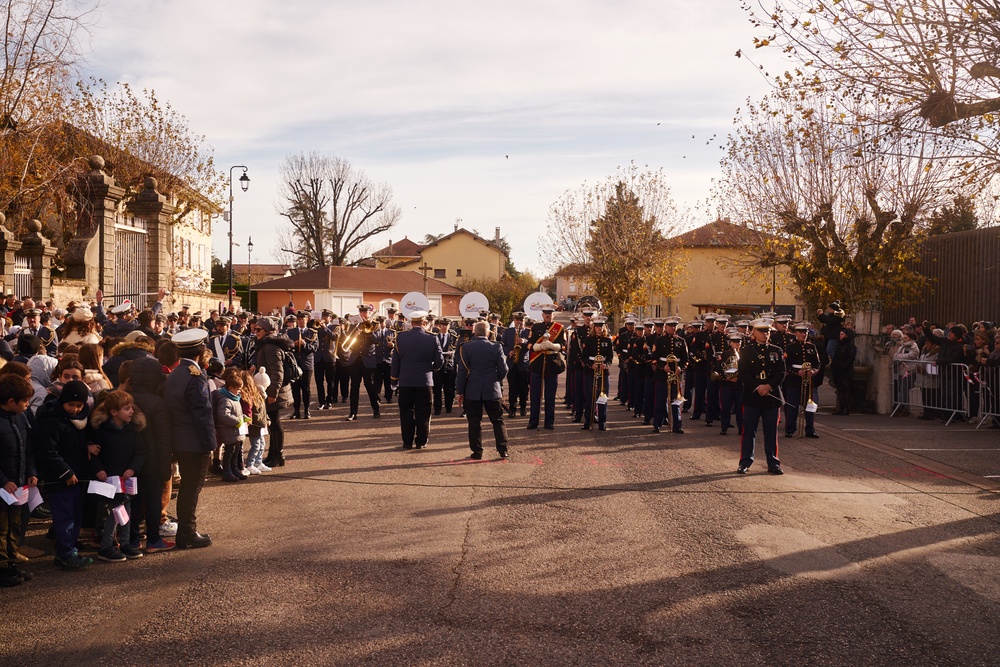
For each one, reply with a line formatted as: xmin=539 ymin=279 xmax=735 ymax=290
xmin=208 ymin=315 xmax=244 ymax=368
xmin=640 ymin=320 xmax=662 ymax=425
xmin=614 ymin=318 xmax=636 ymax=405
xmin=286 ymin=311 xmax=319 ymax=419
xmin=625 ymin=322 xmax=647 ymax=415
xmin=737 ymin=318 xmax=786 ymax=475
xmin=705 ymin=315 xmax=729 ymax=427
xmin=581 ymin=318 xmax=614 ymax=430
xmin=500 ymin=312 xmax=530 ymax=417
xmin=456 ymin=321 xmax=509 ymax=459
xmin=315 ymin=311 xmax=338 ymax=409
xmin=719 ymin=332 xmax=744 ymax=436
xmin=339 ymin=306 xmax=380 ymax=420
xmin=374 ymin=316 xmax=396 ymax=404
xmin=770 ymin=315 xmax=794 ymax=352
xmin=432 ymin=318 xmax=458 ymax=414
xmin=390 ymin=311 xmax=444 ymax=449
xmin=783 ymin=322 xmax=821 ymax=438
xmin=683 ymin=320 xmax=703 ymax=411
xmin=650 ymin=317 xmax=688 ymax=433
xmin=527 ymin=306 xmax=566 ymax=430
xmin=571 ymin=311 xmax=594 ymax=422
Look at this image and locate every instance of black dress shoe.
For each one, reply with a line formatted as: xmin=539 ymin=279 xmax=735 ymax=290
xmin=373 ymin=410 xmax=381 ymax=419
xmin=468 ymin=452 xmax=483 ymax=460
xmin=806 ymin=433 xmax=820 ymax=439
xmin=543 ymin=425 xmax=554 ymax=430
xmin=527 ymin=424 xmax=538 ymax=430
xmin=262 ymin=456 xmax=285 ymax=467
xmin=652 ymin=426 xmax=660 ymax=433
xmin=175 ymin=532 xmax=212 ymax=549
xmin=737 ymin=466 xmax=749 ymax=474
xmin=674 ymin=428 xmax=684 ymax=434
xmin=599 ymin=424 xmax=606 ymax=431
xmin=415 ymin=444 xmax=427 ymax=449
xmin=303 ymin=412 xmax=311 ymax=420
xmin=768 ymin=466 xmax=784 ymax=475
xmin=642 ymin=418 xmax=651 ymax=426
xmin=403 ymin=444 xmax=413 ymax=449
xmin=520 ymin=409 xmax=526 ymax=416
xmin=784 ymin=432 xmax=795 ymax=438
xmin=290 ymin=413 xmax=300 ymax=420
xmin=498 ymin=450 xmax=509 ymax=459
xmin=346 ymin=414 xmax=357 ymax=421
xmin=572 ymin=417 xmax=581 ymax=423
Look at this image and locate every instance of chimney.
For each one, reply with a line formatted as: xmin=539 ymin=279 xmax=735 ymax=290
xmin=454 ymin=221 xmax=458 ymax=232
xmin=495 ymin=227 xmax=501 ymax=244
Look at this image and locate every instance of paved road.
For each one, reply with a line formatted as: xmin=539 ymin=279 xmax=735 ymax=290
xmin=6 ymin=375 xmax=1000 ymax=666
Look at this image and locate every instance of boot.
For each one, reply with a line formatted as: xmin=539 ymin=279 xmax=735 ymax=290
xmin=232 ymin=443 xmax=248 ymax=480
xmin=221 ymin=444 xmax=239 ymax=482
xmin=211 ymin=447 xmax=225 ymax=476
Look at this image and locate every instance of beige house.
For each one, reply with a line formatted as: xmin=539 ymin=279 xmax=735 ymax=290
xmin=371 ymin=227 xmax=507 ymax=282
xmin=648 ymin=220 xmax=802 ymax=321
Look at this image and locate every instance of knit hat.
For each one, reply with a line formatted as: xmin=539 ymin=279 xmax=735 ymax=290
xmin=60 ymin=380 xmax=91 ymax=405
xmin=254 ymin=367 xmax=271 ymax=392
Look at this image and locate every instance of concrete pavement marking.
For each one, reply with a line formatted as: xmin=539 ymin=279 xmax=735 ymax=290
xmin=815 ymin=421 xmax=1000 ymax=493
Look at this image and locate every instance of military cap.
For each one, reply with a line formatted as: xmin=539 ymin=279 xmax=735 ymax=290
xmin=193 ymin=311 xmax=203 ymax=317
xmin=642 ymin=319 xmax=654 ymax=326
xmin=512 ymin=311 xmax=526 ymax=320
xmin=321 ymin=309 xmax=332 ymax=316
xmin=634 ymin=322 xmax=645 ymax=330
xmin=167 ymin=312 xmax=179 ymax=321
xmin=387 ymin=307 xmax=398 ymax=314
xmin=172 ymin=328 xmax=208 ymax=348
xmin=523 ymin=317 xmax=534 ymax=326
xmin=463 ymin=317 xmax=476 ymax=325
xmin=736 ymin=320 xmax=751 ymax=328
xmin=540 ymin=306 xmax=555 ymax=313
xmin=581 ymin=310 xmax=595 ymax=317
xmin=703 ymin=313 xmax=717 ymax=322
xmin=409 ymin=310 xmax=428 ymax=321
xmin=109 ymin=301 xmax=132 ymax=315
xmin=716 ymin=315 xmax=730 ymax=324
xmin=23 ymin=308 xmax=41 ymax=317
xmin=180 ymin=303 xmax=191 ymax=310
xmin=728 ymin=332 xmax=743 ymax=341
xmin=689 ymin=320 xmax=704 ymax=328
xmin=653 ymin=319 xmax=665 ymax=326
xmin=760 ymin=311 xmax=777 ymax=319
xmin=237 ymin=311 xmax=250 ymax=319
xmin=775 ymin=314 xmax=792 ymax=323
xmin=216 ymin=315 xmax=233 ymax=325
xmin=592 ymin=318 xmax=607 ymax=325
xmin=750 ymin=317 xmax=773 ymax=330
xmin=793 ymin=321 xmax=810 ymax=332
xmin=155 ymin=313 xmax=167 ymax=323
xmin=295 ymin=310 xmax=310 ymax=319
xmin=664 ymin=317 xmax=680 ymax=326
xmin=624 ymin=318 xmax=636 ymax=325
xmin=358 ymin=304 xmax=371 ymax=312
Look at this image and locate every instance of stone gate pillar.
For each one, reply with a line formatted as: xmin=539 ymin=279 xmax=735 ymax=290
xmin=0 ymin=214 xmax=22 ymax=294
xmin=19 ymin=219 xmax=57 ymax=300
xmin=65 ymin=155 xmax=125 ymax=295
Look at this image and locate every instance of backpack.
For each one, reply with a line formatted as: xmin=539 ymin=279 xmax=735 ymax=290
xmin=281 ymin=350 xmax=302 ymax=386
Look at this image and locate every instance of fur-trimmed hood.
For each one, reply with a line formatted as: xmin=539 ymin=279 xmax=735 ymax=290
xmin=109 ymin=340 xmax=156 ymax=358
xmin=258 ymin=335 xmax=292 ymax=351
xmin=90 ymin=400 xmax=147 ymax=431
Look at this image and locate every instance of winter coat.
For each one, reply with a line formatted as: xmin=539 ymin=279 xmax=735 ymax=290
xmin=923 ymin=326 xmax=967 ymax=367
xmin=0 ymin=404 xmax=34 ymax=488
xmin=831 ymin=331 xmax=857 ymax=384
xmin=103 ymin=341 xmax=155 ymax=388
xmin=892 ymin=340 xmax=921 ymax=376
xmin=213 ymin=389 xmax=245 ymax=445
xmin=89 ymin=402 xmax=147 ymax=478
xmin=33 ymin=394 xmax=90 ymax=485
xmin=83 ymin=368 xmax=112 ymax=395
xmin=28 ymin=353 xmax=57 ymax=414
xmin=129 ymin=356 xmax=173 ymax=482
xmin=255 ymin=335 xmax=293 ymax=410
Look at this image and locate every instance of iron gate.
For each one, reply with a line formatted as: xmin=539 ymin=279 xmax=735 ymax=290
xmin=114 ymin=214 xmax=149 ymax=305
xmin=13 ymin=255 xmax=32 ymax=299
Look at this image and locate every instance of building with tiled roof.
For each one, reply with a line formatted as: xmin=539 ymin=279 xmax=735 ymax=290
xmin=251 ymin=265 xmax=465 ymax=317
xmin=371 ymin=227 xmax=507 ymax=281
xmin=645 ymin=219 xmax=802 ymax=321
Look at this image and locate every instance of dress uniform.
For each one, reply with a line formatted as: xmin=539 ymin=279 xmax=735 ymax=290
xmin=100 ymin=302 xmax=140 ymax=339
xmin=456 ymin=324 xmax=510 ymax=458
xmin=286 ymin=311 xmax=320 ymax=419
xmin=783 ymin=322 xmax=822 ymax=438
xmin=374 ymin=318 xmax=396 ymax=404
xmin=208 ymin=316 xmax=244 ymax=368
xmin=500 ymin=313 xmax=530 ymax=417
xmin=770 ymin=315 xmax=794 ymax=352
xmin=639 ymin=320 xmax=658 ymax=423
xmin=570 ymin=312 xmax=594 ymax=421
xmin=705 ymin=316 xmax=729 ymax=427
xmin=163 ymin=328 xmax=215 ymax=548
xmin=683 ymin=320 xmax=703 ymax=411
xmin=390 ymin=311 xmax=444 ymax=449
xmin=614 ymin=319 xmax=636 ymax=405
xmin=580 ymin=318 xmax=614 ymax=430
xmin=432 ymin=319 xmax=458 ymax=414
xmin=527 ymin=307 xmax=566 ymax=430
xmin=691 ymin=316 xmax=715 ymax=419
xmin=338 ymin=305 xmax=381 ymax=421
xmin=649 ymin=317 xmax=688 ymax=433
xmin=719 ymin=332 xmax=744 ymax=435
xmin=737 ymin=318 xmax=786 ymax=475
xmin=625 ymin=323 xmax=647 ymax=415
xmin=315 ymin=312 xmax=339 ymax=409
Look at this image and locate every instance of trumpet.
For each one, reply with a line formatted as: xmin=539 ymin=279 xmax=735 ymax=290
xmin=797 ymin=362 xmax=817 ymax=438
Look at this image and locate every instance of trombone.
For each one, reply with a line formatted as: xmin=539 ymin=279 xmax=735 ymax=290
xmin=340 ymin=319 xmax=375 ymax=353
xmin=664 ymin=354 xmax=681 ymax=433
xmin=797 ymin=362 xmax=818 ymax=438
xmin=590 ymin=352 xmax=606 ymax=430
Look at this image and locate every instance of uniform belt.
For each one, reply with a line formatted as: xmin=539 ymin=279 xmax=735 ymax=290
xmin=792 ymin=364 xmax=803 ymax=369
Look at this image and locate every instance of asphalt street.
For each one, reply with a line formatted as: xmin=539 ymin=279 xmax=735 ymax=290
xmin=5 ymin=374 xmax=1000 ymax=666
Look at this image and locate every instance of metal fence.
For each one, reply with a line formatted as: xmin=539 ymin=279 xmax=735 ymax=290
xmin=13 ymin=255 xmax=32 ymax=299
xmin=973 ymin=366 xmax=1000 ymax=430
xmin=114 ymin=214 xmax=149 ymax=304
xmin=889 ymin=359 xmax=971 ymax=425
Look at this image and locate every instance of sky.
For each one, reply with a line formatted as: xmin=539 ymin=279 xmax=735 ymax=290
xmin=84 ymin=0 xmax=782 ymax=276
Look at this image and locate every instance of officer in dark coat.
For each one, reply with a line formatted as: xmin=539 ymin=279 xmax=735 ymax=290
xmin=456 ymin=321 xmax=509 ymax=459
xmin=737 ymin=318 xmax=786 ymax=475
xmin=163 ymin=328 xmax=215 ymax=548
xmin=390 ymin=311 xmax=444 ymax=449
xmin=783 ymin=322 xmax=821 ymax=438
xmin=314 ymin=311 xmax=338 ymax=409
xmin=339 ymin=305 xmax=381 ymax=421
xmin=527 ymin=306 xmax=566 ymax=430
xmin=614 ymin=318 xmax=636 ymax=405
xmin=99 ymin=301 xmax=140 ymax=339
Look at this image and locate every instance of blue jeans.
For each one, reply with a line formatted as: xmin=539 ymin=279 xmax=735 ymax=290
xmin=48 ymin=485 xmax=83 ymax=560
xmin=246 ymin=431 xmax=266 ymax=467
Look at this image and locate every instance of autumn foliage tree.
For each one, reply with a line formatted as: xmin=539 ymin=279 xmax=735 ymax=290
xmin=540 ymin=163 xmax=685 ymax=322
xmin=716 ymin=88 xmax=978 ymax=313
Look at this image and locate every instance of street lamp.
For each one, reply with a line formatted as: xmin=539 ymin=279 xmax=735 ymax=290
xmin=247 ymin=236 xmax=254 ymax=312
xmin=228 ymin=165 xmax=250 ymax=314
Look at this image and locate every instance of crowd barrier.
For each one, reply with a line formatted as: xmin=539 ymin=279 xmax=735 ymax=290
xmin=974 ymin=366 xmax=1000 ymax=430
xmin=889 ymin=359 xmax=970 ymax=425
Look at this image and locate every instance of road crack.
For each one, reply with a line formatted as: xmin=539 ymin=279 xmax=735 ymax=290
xmin=441 ymin=486 xmax=476 ymax=616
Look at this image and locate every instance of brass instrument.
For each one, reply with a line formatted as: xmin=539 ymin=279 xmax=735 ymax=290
xmin=590 ymin=352 xmax=606 ymax=430
xmin=797 ymin=361 xmax=817 ymax=438
xmin=723 ymin=351 xmax=740 ymax=382
xmin=664 ymin=353 xmax=681 ymax=432
xmin=340 ymin=319 xmax=375 ymax=353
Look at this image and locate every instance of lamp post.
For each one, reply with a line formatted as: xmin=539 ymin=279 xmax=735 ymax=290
xmin=228 ymin=165 xmax=250 ymax=314
xmin=247 ymin=236 xmax=253 ymax=312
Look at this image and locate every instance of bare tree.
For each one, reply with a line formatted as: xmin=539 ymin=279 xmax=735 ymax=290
xmin=277 ymin=152 xmax=401 ymax=268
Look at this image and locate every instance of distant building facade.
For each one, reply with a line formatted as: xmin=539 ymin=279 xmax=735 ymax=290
xmin=371 ymin=227 xmax=508 ymax=282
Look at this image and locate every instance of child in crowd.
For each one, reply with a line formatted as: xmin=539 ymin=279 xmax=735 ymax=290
xmin=33 ymin=380 xmax=94 ymax=571
xmin=240 ymin=370 xmax=269 ymax=474
xmin=0 ymin=375 xmax=36 ymax=586
xmin=213 ymin=369 xmax=247 ymax=483
xmin=89 ymin=390 xmax=146 ymax=562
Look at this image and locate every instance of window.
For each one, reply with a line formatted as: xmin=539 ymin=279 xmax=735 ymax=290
xmin=456 ymin=269 xmax=462 ymax=277
xmin=434 ymin=269 xmax=446 ymax=279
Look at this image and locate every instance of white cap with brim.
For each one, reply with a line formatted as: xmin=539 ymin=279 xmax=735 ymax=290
xmin=409 ymin=310 xmax=428 ymax=321
xmin=750 ymin=318 xmax=773 ymax=330
xmin=110 ymin=300 xmax=133 ymax=315
xmin=172 ymin=328 xmax=209 ymax=348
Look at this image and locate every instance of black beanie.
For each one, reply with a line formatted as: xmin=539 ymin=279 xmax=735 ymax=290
xmin=60 ymin=380 xmax=91 ymax=405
